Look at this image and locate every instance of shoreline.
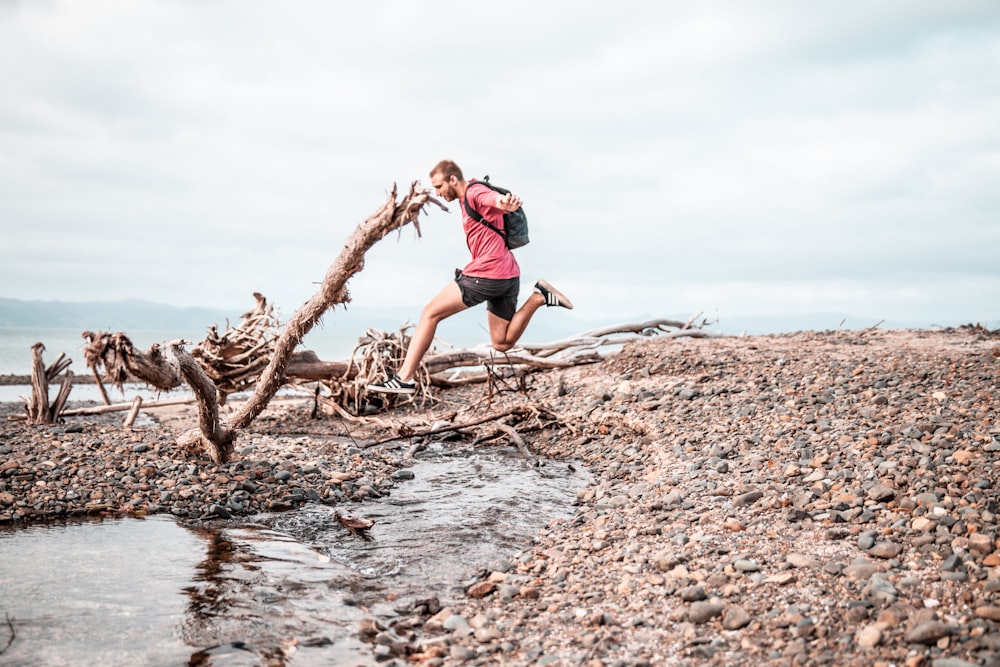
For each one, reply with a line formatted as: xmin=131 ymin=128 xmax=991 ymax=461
xmin=2 ymin=327 xmax=999 ymax=665
xmin=0 ymin=373 xmax=100 ymax=386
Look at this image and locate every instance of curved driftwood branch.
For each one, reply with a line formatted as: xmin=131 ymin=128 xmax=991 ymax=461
xmin=228 ymin=182 xmax=444 ymax=430
xmin=80 ymin=333 xmax=232 ymax=461
xmin=362 ymin=406 xmax=527 ymax=447
xmin=171 ymin=342 xmax=234 ymax=463
xmin=82 ymin=331 xmax=183 ymax=391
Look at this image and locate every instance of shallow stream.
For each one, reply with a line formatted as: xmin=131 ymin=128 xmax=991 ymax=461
xmin=0 ymin=442 xmax=589 ymax=666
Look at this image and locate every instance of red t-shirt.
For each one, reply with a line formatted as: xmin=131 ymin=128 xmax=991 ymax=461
xmin=461 ymin=181 xmax=520 ymax=279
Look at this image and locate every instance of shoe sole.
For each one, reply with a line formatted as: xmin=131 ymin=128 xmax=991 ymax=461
xmin=537 ymin=279 xmax=574 ymax=309
xmin=366 ymin=385 xmax=416 ymax=395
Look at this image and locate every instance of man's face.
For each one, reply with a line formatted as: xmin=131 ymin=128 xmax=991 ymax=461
xmin=431 ymin=173 xmax=457 ymax=201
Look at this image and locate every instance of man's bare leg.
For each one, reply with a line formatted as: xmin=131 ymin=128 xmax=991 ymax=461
xmin=395 ymin=281 xmax=468 ymax=382
xmin=489 ymin=279 xmax=575 ymax=351
xmin=488 ymin=292 xmax=545 ymax=352
xmin=370 ymin=279 xmax=571 ymax=394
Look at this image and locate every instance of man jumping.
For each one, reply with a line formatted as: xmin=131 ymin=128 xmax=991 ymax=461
xmin=367 ymin=159 xmax=573 ymax=394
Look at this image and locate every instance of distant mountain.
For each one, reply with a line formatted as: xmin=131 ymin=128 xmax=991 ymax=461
xmin=0 ymin=297 xmax=599 ymax=344
xmin=0 ymin=297 xmax=954 ymax=340
xmin=0 ymin=297 xmax=242 ymax=331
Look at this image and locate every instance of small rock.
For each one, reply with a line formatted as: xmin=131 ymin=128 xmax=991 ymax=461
xmin=787 ymin=554 xmax=818 ymax=568
xmin=931 ymin=659 xmax=978 ymax=667
xmin=906 ymin=620 xmax=953 ymax=645
xmin=679 ymin=585 xmax=706 ymax=602
xmin=688 ymin=600 xmax=725 ymax=624
xmin=466 ymin=581 xmax=495 ymax=599
xmin=857 ymin=624 xmax=883 ymax=648
xmin=869 ymin=542 xmax=903 ymax=559
xmin=449 ymin=645 xmax=476 ymax=661
xmin=443 ymin=614 xmax=471 ymax=633
xmin=969 ymin=533 xmax=993 ymax=555
xmin=733 ymin=559 xmax=760 ymax=572
xmin=722 ymin=605 xmax=752 ymax=630
xmin=974 ymin=606 xmax=1000 ymax=621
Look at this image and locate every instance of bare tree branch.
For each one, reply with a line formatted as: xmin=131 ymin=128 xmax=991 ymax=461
xmin=229 ymin=182 xmax=444 ymax=429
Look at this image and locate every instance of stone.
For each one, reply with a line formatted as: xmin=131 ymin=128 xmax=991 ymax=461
xmin=969 ymin=533 xmax=993 ymax=555
xmin=678 ymin=585 xmax=706 ymax=602
xmin=786 ymin=553 xmax=818 ymax=568
xmin=688 ymin=600 xmax=725 ymax=624
xmin=857 ymin=624 xmax=884 ymax=648
xmin=906 ymin=620 xmax=953 ymax=645
xmin=722 ymin=605 xmax=752 ymax=630
xmin=869 ymin=542 xmax=903 ymax=559
xmin=974 ymin=606 xmax=1000 ymax=621
xmin=867 ymin=483 xmax=895 ymax=502
xmin=466 ymin=581 xmax=495 ymax=599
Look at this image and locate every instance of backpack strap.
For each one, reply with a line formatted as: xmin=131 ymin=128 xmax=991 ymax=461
xmin=462 ymin=181 xmax=507 ymax=241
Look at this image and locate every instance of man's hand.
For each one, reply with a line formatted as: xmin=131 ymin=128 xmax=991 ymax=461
xmin=496 ymin=192 xmax=522 ymax=212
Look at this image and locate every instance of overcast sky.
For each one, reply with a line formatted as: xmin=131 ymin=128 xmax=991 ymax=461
xmin=2 ymin=1 xmax=998 ymax=332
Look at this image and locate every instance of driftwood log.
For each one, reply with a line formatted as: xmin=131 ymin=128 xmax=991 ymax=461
xmin=23 ymin=344 xmax=73 ymax=425
xmin=277 ymin=318 xmax=711 ymax=392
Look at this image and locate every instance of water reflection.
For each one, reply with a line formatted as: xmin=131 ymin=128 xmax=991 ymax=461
xmin=0 ymin=517 xmax=372 ymax=666
xmin=0 ymin=516 xmax=203 ymax=667
xmin=177 ymin=525 xmax=371 ymax=666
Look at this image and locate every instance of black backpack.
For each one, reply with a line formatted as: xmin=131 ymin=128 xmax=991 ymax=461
xmin=462 ymin=176 xmax=530 ymax=250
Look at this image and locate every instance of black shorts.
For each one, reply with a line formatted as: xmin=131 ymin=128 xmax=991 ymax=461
xmin=454 ymin=270 xmax=520 ymax=321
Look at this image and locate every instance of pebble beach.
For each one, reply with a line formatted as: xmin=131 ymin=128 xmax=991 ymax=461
xmin=2 ymin=326 xmax=999 ymax=666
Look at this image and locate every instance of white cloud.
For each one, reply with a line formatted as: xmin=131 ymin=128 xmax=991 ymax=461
xmin=1 ymin=0 xmax=998 ymax=331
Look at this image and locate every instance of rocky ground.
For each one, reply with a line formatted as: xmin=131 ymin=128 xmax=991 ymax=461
xmin=2 ymin=327 xmax=999 ymax=666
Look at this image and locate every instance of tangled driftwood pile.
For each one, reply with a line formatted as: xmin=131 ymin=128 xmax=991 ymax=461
xmin=190 ymin=292 xmax=281 ymax=401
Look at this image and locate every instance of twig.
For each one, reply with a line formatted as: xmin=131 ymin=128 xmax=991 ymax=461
xmin=683 ymin=312 xmax=703 ymax=330
xmin=864 ymin=319 xmax=886 ymax=333
xmin=363 ymin=406 xmax=525 ymax=447
xmin=91 ymin=366 xmax=111 ymax=405
xmin=319 ymin=396 xmax=395 ymax=429
xmin=123 ymin=396 xmax=143 ymax=428
xmin=403 ymin=440 xmax=427 ymax=460
xmin=496 ymin=423 xmax=537 ymax=465
xmin=1 ymin=612 xmax=14 ymax=655
xmin=470 ymin=430 xmax=505 ymax=447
